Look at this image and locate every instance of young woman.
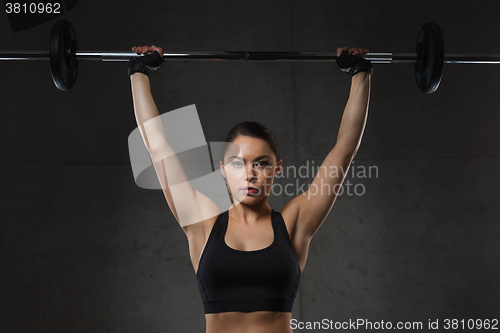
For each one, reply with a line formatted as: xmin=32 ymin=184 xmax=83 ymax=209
xmin=128 ymin=45 xmax=372 ymax=333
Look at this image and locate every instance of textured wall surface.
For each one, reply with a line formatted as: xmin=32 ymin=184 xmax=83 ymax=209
xmin=1 ymin=1 xmax=499 ymax=332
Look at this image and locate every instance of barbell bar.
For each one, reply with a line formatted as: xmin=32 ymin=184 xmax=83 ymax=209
xmin=0 ymin=20 xmax=498 ymax=92
xmin=3 ymin=51 xmax=500 ymax=63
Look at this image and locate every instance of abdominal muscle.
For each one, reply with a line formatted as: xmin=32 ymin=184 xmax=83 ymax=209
xmin=205 ymin=311 xmax=293 ymax=333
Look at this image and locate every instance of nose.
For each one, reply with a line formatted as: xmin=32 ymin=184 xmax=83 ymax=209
xmin=245 ymin=164 xmax=257 ymax=181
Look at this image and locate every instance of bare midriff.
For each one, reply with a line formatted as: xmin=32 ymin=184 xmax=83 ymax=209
xmin=205 ymin=311 xmax=293 ymax=333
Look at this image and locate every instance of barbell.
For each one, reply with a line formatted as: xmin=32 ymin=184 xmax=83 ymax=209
xmin=1 ymin=20 xmax=499 ymax=93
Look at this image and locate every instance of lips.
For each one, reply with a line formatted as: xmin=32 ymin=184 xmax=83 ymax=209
xmin=241 ymin=186 xmax=259 ymax=194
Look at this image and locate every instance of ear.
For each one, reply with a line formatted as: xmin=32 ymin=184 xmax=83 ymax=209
xmin=220 ymin=161 xmax=226 ymax=179
xmin=275 ymin=159 xmax=282 ymax=177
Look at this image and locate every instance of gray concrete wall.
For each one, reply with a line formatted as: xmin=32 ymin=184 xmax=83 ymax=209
xmin=1 ymin=1 xmax=499 ymax=332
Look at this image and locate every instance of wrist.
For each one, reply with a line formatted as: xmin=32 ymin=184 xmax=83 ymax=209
xmin=130 ymin=72 xmax=150 ymax=85
xmin=131 ymin=72 xmax=148 ymax=77
xmin=352 ymin=71 xmax=371 ymax=83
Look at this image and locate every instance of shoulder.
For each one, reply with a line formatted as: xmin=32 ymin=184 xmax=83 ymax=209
xmin=182 ymin=210 xmax=223 ymax=246
xmin=279 ymin=192 xmax=316 ymax=246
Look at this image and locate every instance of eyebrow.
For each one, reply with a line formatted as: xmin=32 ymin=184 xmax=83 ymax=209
xmin=228 ymin=155 xmax=271 ymax=161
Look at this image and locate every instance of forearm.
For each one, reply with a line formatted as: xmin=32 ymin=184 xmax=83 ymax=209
xmin=130 ymin=73 xmax=172 ymax=153
xmin=130 ymin=72 xmax=194 ymax=200
xmin=336 ymin=72 xmax=371 ymax=154
xmin=131 ymin=73 xmax=159 ymax=126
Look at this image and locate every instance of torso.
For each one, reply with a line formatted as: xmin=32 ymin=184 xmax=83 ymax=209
xmin=187 ymin=206 xmax=310 ymax=333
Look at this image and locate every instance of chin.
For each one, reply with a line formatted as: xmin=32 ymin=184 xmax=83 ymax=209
xmin=233 ymin=193 xmax=261 ymax=204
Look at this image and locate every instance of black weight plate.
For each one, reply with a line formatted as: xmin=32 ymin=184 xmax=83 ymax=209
xmin=49 ymin=20 xmax=78 ymax=91
xmin=415 ymin=22 xmax=444 ymax=94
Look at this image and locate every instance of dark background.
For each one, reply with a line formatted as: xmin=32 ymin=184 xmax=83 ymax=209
xmin=1 ymin=1 xmax=499 ymax=332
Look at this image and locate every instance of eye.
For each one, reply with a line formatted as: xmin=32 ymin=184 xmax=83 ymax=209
xmin=255 ymin=161 xmax=269 ymax=167
xmin=231 ymin=161 xmax=243 ymax=167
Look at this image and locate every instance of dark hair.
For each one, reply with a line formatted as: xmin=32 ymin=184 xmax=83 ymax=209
xmin=223 ymin=121 xmax=281 ymax=162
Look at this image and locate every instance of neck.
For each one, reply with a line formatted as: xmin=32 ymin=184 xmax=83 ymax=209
xmin=228 ymin=200 xmax=272 ymax=224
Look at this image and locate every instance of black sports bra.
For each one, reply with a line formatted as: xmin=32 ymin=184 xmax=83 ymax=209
xmin=196 ymin=209 xmax=301 ymax=314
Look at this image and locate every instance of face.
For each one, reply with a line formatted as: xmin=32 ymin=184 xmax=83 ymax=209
xmin=220 ymin=135 xmax=282 ymax=205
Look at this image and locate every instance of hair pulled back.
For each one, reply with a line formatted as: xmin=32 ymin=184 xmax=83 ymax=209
xmin=222 ymin=121 xmax=280 ymax=162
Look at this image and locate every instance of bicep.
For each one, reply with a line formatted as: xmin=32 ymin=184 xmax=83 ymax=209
xmin=291 ymin=145 xmax=355 ymax=239
xmin=149 ymin=153 xmax=221 ymax=230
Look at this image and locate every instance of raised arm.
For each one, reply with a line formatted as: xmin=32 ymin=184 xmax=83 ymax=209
xmin=130 ymin=45 xmax=169 ymax=153
xmin=335 ymin=74 xmax=370 ymax=153
xmin=129 ymin=46 xmax=220 ymax=231
xmin=283 ymin=46 xmax=372 ymax=242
